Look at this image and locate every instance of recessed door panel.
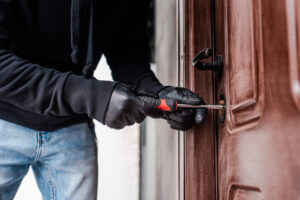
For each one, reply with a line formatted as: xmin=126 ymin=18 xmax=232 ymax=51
xmin=287 ymin=0 xmax=300 ymax=110
xmin=226 ymin=0 xmax=264 ymax=133
xmin=216 ymin=0 xmax=300 ymax=199
xmin=228 ymin=184 xmax=262 ymax=200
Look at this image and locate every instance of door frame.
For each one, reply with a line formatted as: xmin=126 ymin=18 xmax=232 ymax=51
xmin=182 ymin=0 xmax=217 ymax=200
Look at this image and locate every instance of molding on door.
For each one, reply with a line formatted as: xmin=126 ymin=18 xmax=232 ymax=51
xmin=286 ymin=0 xmax=300 ymax=111
xmin=224 ymin=0 xmax=265 ymax=134
xmin=227 ymin=184 xmax=263 ymax=200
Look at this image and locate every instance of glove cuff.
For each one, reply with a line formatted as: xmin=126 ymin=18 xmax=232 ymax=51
xmin=64 ymin=73 xmax=117 ymax=123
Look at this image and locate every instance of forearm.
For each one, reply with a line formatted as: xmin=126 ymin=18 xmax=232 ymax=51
xmin=0 ymin=49 xmax=70 ymax=115
xmin=108 ymin=61 xmax=164 ymax=93
xmin=0 ymin=49 xmax=116 ymax=122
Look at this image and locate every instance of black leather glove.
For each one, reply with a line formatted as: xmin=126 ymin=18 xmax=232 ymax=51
xmin=104 ymin=83 xmax=163 ymax=129
xmin=158 ymin=87 xmax=207 ymax=130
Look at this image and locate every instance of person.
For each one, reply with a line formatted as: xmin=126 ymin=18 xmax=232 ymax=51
xmin=0 ymin=0 xmax=207 ymax=199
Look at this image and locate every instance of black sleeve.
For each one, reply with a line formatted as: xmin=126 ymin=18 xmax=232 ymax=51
xmin=0 ymin=0 xmax=115 ymax=123
xmin=103 ymin=0 xmax=163 ymax=93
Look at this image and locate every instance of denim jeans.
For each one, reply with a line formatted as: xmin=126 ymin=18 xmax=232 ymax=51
xmin=0 ymin=119 xmax=98 ymax=200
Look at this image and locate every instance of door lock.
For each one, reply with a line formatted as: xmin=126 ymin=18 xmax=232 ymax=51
xmin=219 ymin=95 xmax=226 ymax=124
xmin=193 ymin=48 xmax=223 ymax=72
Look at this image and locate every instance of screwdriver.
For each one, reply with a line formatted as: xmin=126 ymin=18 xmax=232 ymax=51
xmin=156 ymin=99 xmax=225 ymax=112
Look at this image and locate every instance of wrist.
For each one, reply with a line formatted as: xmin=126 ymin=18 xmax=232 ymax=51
xmin=137 ymin=74 xmax=165 ymax=93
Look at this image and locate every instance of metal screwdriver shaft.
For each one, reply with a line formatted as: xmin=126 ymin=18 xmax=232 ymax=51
xmin=156 ymin=99 xmax=226 ymax=112
xmin=177 ymin=104 xmax=225 ymax=110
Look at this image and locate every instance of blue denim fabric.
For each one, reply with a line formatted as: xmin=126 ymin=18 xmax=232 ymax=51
xmin=0 ymin=119 xmax=98 ymax=200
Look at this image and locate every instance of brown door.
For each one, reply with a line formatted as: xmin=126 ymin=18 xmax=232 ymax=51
xmin=185 ymin=0 xmax=300 ymax=199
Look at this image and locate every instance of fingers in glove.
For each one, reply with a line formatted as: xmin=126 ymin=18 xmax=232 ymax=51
xmin=195 ymin=108 xmax=207 ymax=124
xmin=104 ymin=84 xmax=147 ymax=129
xmin=137 ymin=96 xmax=164 ymax=118
xmin=167 ymin=109 xmax=194 ymax=123
xmin=167 ymin=117 xmax=194 ymax=131
xmin=165 ymin=109 xmax=195 ymax=130
xmin=158 ymin=87 xmax=202 ymax=105
xmin=106 ymin=109 xmax=146 ymax=129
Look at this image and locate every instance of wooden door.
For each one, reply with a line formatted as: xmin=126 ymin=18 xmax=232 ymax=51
xmin=215 ymin=0 xmax=300 ymax=199
xmin=185 ymin=0 xmax=300 ymax=199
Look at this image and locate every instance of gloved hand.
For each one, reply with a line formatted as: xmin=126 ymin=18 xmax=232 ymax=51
xmin=157 ymin=86 xmax=207 ymax=130
xmin=104 ymin=83 xmax=163 ymax=129
xmin=104 ymin=83 xmax=207 ymax=130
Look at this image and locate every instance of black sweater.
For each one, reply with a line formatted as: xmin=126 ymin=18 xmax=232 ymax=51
xmin=0 ymin=0 xmax=162 ymax=131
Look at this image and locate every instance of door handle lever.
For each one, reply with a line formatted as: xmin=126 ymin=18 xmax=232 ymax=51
xmin=193 ymin=48 xmax=223 ymax=72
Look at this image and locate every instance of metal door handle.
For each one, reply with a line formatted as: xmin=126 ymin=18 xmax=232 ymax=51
xmin=193 ymin=48 xmax=223 ymax=72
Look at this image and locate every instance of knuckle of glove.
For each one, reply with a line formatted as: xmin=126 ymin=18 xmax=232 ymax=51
xmin=168 ymin=109 xmax=194 ymax=123
xmin=159 ymin=86 xmax=202 ymax=105
xmin=167 ymin=109 xmax=195 ymax=131
xmin=138 ymin=96 xmax=163 ymax=118
xmin=168 ymin=119 xmax=194 ymax=131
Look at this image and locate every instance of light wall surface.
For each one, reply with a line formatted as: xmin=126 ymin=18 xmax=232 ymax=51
xmin=140 ymin=0 xmax=180 ymax=199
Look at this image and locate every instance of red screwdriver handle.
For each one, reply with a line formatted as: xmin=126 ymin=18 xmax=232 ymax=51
xmin=157 ymin=99 xmax=178 ymax=112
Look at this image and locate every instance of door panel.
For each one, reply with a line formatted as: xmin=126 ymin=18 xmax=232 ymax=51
xmin=225 ymin=0 xmax=264 ymax=132
xmin=287 ymin=0 xmax=300 ymax=110
xmin=228 ymin=184 xmax=263 ymax=200
xmin=216 ymin=0 xmax=300 ymax=200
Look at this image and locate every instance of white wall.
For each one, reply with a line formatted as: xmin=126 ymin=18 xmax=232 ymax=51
xmin=15 ymin=57 xmax=140 ymax=200
xmin=140 ymin=0 xmax=180 ymax=199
